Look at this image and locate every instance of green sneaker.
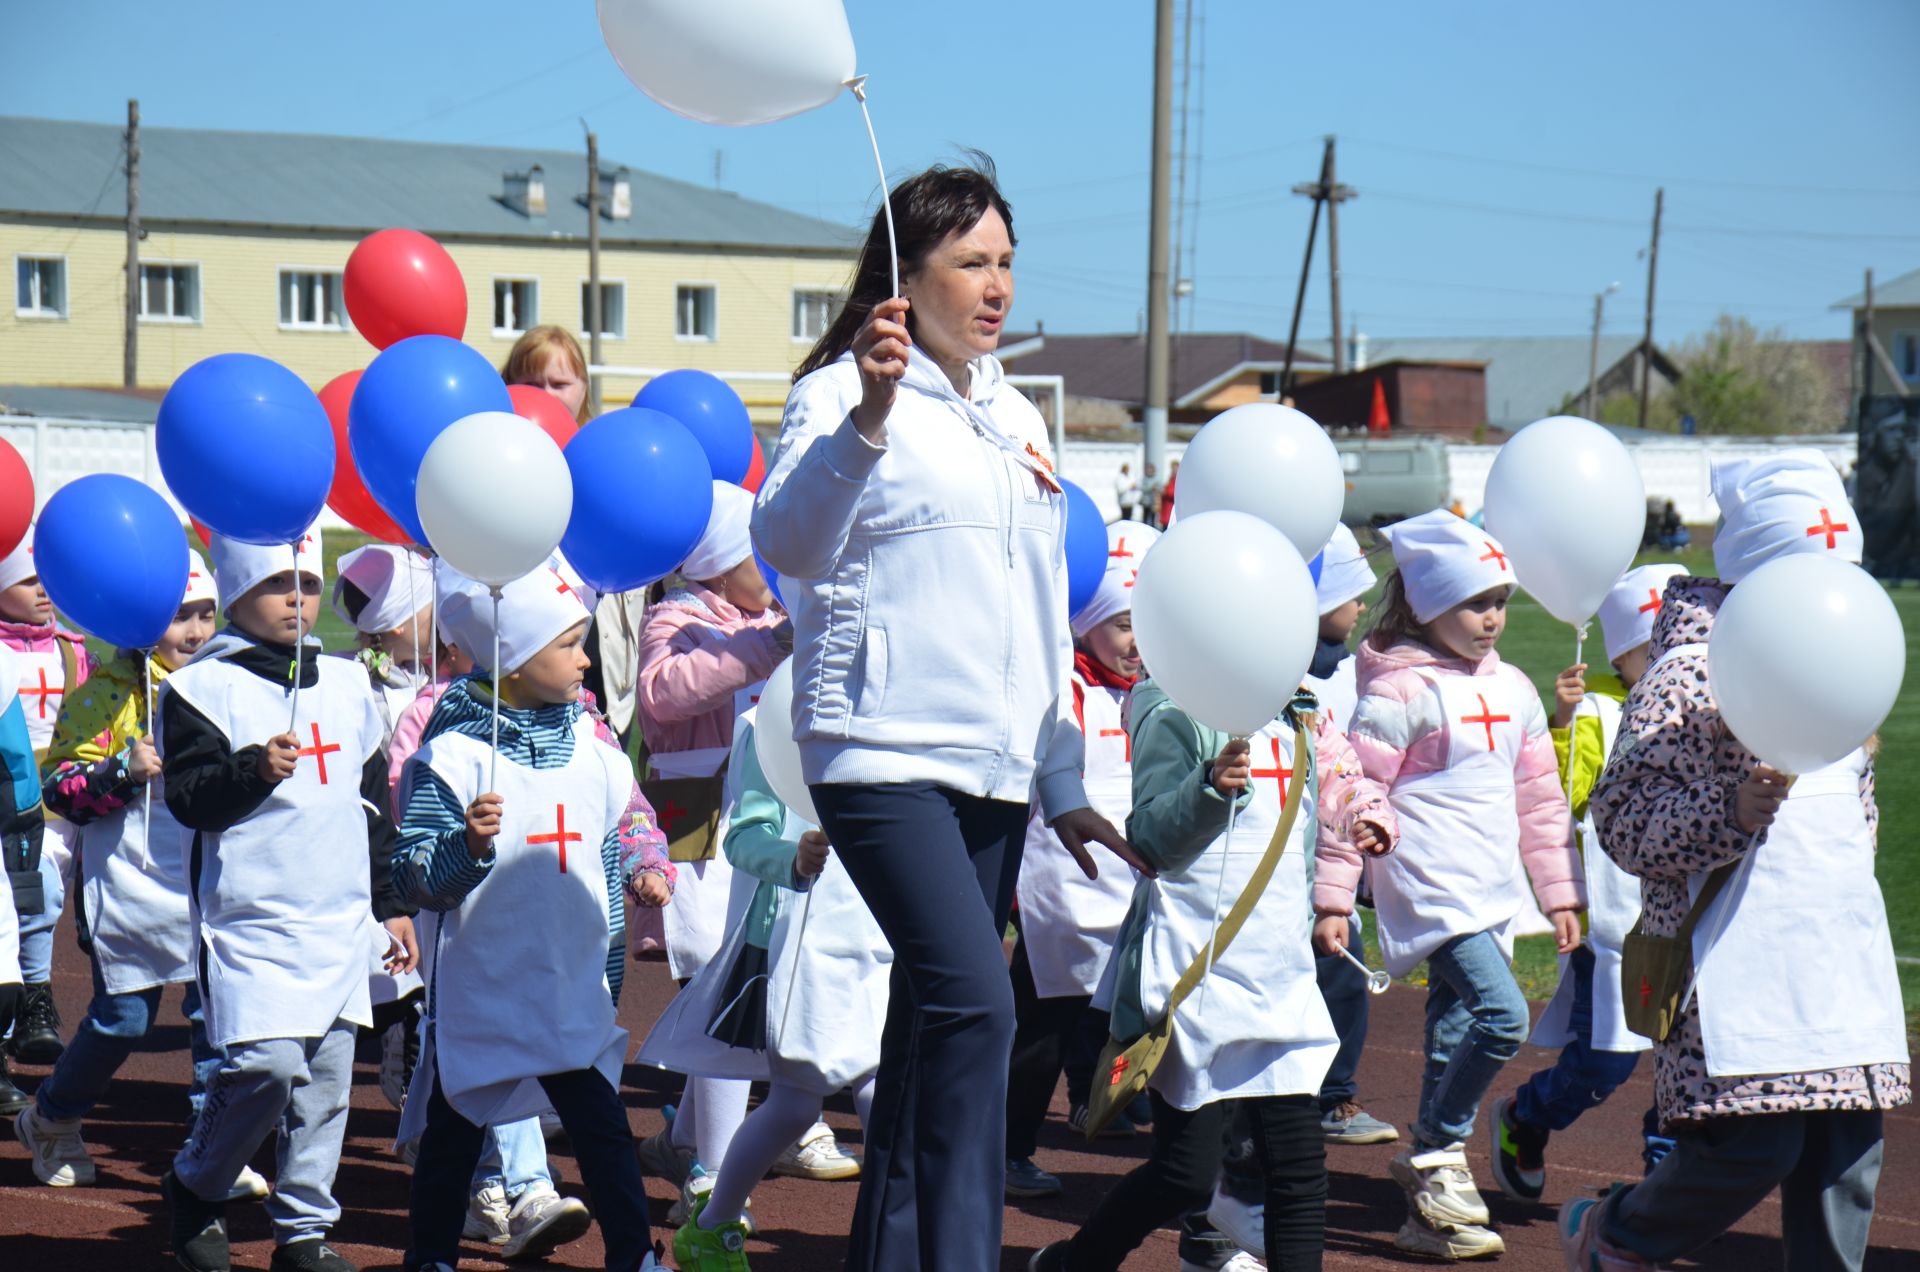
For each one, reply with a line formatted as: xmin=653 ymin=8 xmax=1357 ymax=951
xmin=673 ymin=1190 xmax=752 ymax=1271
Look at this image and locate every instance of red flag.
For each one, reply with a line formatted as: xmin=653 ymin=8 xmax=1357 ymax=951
xmin=1368 ymin=379 xmax=1391 ymax=434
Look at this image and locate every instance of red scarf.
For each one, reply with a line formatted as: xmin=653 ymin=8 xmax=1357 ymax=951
xmin=1074 ymin=648 xmax=1135 ymax=693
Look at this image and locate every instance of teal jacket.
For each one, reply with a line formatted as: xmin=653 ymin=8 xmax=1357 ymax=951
xmin=1105 ymin=679 xmax=1318 ymax=1043
xmin=722 ymin=720 xmax=814 ymax=951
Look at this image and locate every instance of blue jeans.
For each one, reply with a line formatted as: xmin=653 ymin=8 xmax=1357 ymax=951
xmin=472 ymin=1116 xmax=552 ymax=1199
xmin=16 ymin=852 xmax=64 ymax=983
xmin=1315 ymin=914 xmax=1370 ymax=1110
xmin=36 ymin=957 xmax=219 ymax=1123
xmin=1512 ymin=946 xmax=1640 ymax=1133
xmin=1417 ymin=930 xmax=1530 ymax=1146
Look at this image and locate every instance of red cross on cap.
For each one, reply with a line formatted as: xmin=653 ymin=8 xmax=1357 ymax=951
xmin=1479 ymin=541 xmax=1509 ymax=572
xmin=1806 ymin=507 xmax=1850 ymax=550
xmin=1637 ymin=589 xmax=1662 ymax=615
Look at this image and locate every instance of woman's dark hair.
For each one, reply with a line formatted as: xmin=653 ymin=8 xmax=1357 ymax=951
xmin=793 ymin=155 xmax=1015 ymax=383
xmin=1361 ymin=568 xmax=1425 ymax=653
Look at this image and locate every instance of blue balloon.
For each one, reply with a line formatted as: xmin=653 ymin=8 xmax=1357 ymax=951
xmin=156 ymin=354 xmax=334 ymax=546
xmin=349 ymin=335 xmax=512 ymax=544
xmin=561 ymin=408 xmax=715 ymax=593
xmin=633 ymin=370 xmax=754 ymax=485
xmin=1308 ymin=551 xmax=1324 ymax=586
xmin=754 ymin=549 xmax=784 ymax=608
xmin=35 ymin=476 xmax=190 ymax=649
xmin=1062 ymin=479 xmax=1107 ymax=618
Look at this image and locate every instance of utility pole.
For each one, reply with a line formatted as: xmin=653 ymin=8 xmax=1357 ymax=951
xmin=1280 ymin=137 xmax=1355 ymax=389
xmin=123 ymin=98 xmax=140 ymax=390
xmin=1585 ymin=281 xmax=1619 ymax=420
xmin=584 ymin=127 xmax=604 ymax=417
xmin=1143 ymin=0 xmax=1174 ymax=487
xmin=1637 ymin=186 xmax=1662 ymax=430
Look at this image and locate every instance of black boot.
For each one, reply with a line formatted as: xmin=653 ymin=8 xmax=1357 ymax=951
xmin=8 ymin=982 xmax=62 ymax=1065
xmin=0 ymin=1052 xmax=29 ymax=1115
xmin=164 ymin=1169 xmax=230 ymax=1272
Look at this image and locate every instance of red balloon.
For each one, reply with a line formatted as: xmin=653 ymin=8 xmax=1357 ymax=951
xmin=343 ymin=229 xmax=468 ymax=350
xmin=740 ymin=433 xmax=766 ymax=494
xmin=189 ymin=517 xmax=211 ymax=548
xmin=319 ymin=369 xmax=411 ymax=543
xmin=0 ymin=438 xmax=33 ymax=561
xmin=507 ymin=384 xmax=581 ymax=451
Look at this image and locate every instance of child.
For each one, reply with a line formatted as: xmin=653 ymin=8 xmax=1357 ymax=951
xmin=332 ymin=544 xmax=436 ymax=738
xmin=1346 ymin=510 xmax=1584 ymax=1260
xmin=1486 ymin=563 xmax=1682 ymax=1202
xmin=13 ymin=553 xmax=266 ymax=1198
xmin=635 ymin=481 xmax=826 ymax=1198
xmin=1003 ymin=520 xmax=1154 ymax=1200
xmin=643 ymin=702 xmax=890 ymax=1270
xmin=394 ymin=566 xmax=658 ymax=1272
xmin=160 ymin=530 xmax=415 ymax=1272
xmin=1032 ymin=659 xmax=1395 ymax=1272
xmin=1301 ymin=521 xmax=1397 ymax=1149
xmin=0 ymin=527 xmax=93 ymax=1065
xmin=0 ymin=643 xmax=45 ymax=1114
xmin=1567 ymin=453 xmax=1908 ymax=1271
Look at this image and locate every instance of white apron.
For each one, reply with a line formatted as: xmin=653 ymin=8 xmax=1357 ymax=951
xmin=402 ymin=717 xmax=630 ymax=1128
xmin=80 ymin=788 xmax=195 ymax=994
xmin=15 ymin=645 xmax=73 ymax=754
xmin=659 ymin=682 xmax=762 ymax=980
xmin=637 ymin=862 xmax=774 ymax=1085
xmin=1690 ymin=746 xmax=1908 ymax=1078
xmin=1305 ymin=656 xmax=1359 ymax=734
xmin=1531 ymin=691 xmax=1650 ymax=1054
xmin=1372 ymin=668 xmax=1533 ymax=978
xmin=1016 ymin=676 xmax=1139 ymax=998
xmin=764 ymin=845 xmax=892 ymax=1095
xmin=1139 ymin=715 xmax=1336 ymax=1111
xmin=163 ymin=655 xmax=385 ymax=1047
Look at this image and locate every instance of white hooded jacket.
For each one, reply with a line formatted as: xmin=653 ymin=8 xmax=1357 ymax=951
xmin=753 ymin=349 xmax=1088 ymax=818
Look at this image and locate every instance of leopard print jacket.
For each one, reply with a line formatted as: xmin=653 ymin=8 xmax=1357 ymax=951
xmin=1589 ymin=577 xmax=1910 ymax=1128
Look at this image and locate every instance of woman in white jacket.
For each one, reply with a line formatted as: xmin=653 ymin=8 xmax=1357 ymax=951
xmin=753 ymin=160 xmax=1138 ymax=1272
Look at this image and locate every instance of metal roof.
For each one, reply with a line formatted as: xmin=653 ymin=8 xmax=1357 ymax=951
xmin=0 ymin=115 xmax=859 ymax=254
xmin=1831 ymin=267 xmax=1920 ymax=310
xmin=996 ymin=331 xmax=1325 ymax=407
xmin=0 ymin=384 xmax=159 ymax=424
xmin=1306 ymin=335 xmax=1649 ymax=429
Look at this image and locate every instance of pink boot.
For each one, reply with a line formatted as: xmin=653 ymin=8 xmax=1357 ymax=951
xmin=1559 ymin=1193 xmax=1657 ymax=1272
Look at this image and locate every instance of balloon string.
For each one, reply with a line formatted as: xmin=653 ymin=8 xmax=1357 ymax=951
xmin=1198 ymin=740 xmax=1241 ymax=1019
xmin=140 ymin=654 xmax=154 ymax=874
xmin=429 ymin=556 xmax=441 ymax=683
xmin=489 ymin=587 xmax=502 ymax=796
xmin=1566 ymin=622 xmax=1587 ymax=834
xmin=846 ymin=78 xmax=900 ymax=299
xmin=288 ymin=541 xmax=303 ymax=734
xmin=776 ymin=878 xmax=814 ymax=1054
xmin=408 ymin=552 xmax=420 ymax=684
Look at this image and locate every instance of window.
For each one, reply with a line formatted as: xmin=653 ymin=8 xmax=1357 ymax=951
xmin=138 ymin=262 xmax=199 ymax=322
xmin=676 ymin=285 xmax=716 ymax=340
xmin=1259 ymin=371 xmax=1283 ymax=396
xmin=15 ymin=256 xmax=66 ymax=318
xmin=580 ymin=280 xmax=625 ymax=338
xmin=279 ymin=269 xmax=346 ymax=330
xmin=1897 ymin=331 xmax=1920 ymax=383
xmin=493 ymin=278 xmax=539 ymax=335
xmin=791 ymin=288 xmax=841 ymax=342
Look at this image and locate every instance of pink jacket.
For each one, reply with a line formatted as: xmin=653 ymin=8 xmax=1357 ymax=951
xmin=1348 ymin=637 xmax=1583 ymax=915
xmin=633 ymin=584 xmax=784 ymax=758
xmin=0 ymin=620 xmax=93 ymax=680
xmin=1309 ymin=707 xmax=1399 ymax=916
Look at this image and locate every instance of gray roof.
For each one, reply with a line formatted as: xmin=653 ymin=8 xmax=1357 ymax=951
xmin=0 ymin=116 xmax=859 ymax=254
xmin=1304 ymin=335 xmax=1648 ymax=429
xmin=0 ymin=384 xmax=159 ymax=424
xmin=1831 ymin=267 xmax=1920 ymax=310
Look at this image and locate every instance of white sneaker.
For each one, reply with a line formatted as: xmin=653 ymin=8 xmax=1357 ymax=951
xmin=1393 ymin=1215 xmax=1505 ymax=1260
xmin=1178 ymin=1252 xmax=1266 ymax=1272
xmin=226 ymin=1164 xmax=271 ymax=1201
xmin=14 ymin=1106 xmax=96 ymax=1187
xmin=668 ymin=1171 xmax=754 ymax=1233
xmin=501 ymin=1184 xmax=592 ymax=1260
xmin=1206 ymin=1187 xmax=1263 ymax=1255
xmin=463 ymin=1181 xmax=511 ymax=1244
xmin=771 ymin=1120 xmax=861 ymax=1181
xmin=1391 ymin=1142 xmax=1492 ymax=1228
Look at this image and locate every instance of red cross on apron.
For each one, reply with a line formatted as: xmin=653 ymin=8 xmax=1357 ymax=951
xmin=1637 ymin=589 xmax=1663 ymax=615
xmin=527 ymin=804 xmax=583 ymax=874
xmin=295 ymin=722 xmax=342 ymax=784
xmin=20 ymin=667 xmax=61 ymax=719
xmin=1250 ymin=737 xmax=1294 ymax=803
xmin=1459 ymin=694 xmax=1511 ymax=752
xmin=1098 ymin=727 xmax=1131 ymax=761
xmin=1805 ymin=508 xmax=1850 ymax=550
xmin=1479 ymin=542 xmax=1509 ymax=571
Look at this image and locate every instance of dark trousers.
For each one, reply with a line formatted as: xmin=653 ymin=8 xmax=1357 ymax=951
xmin=812 ymin=782 xmax=1027 ymax=1272
xmin=1005 ymin=925 xmax=1096 ymax=1159
xmin=1512 ymin=945 xmax=1641 ymax=1132
xmin=406 ymin=1063 xmax=652 ymax=1272
xmin=1313 ymin=915 xmax=1369 ymax=1110
xmin=1066 ymin=1091 xmax=1326 ymax=1272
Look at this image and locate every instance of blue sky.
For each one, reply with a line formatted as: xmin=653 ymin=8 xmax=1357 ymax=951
xmin=5 ymin=0 xmax=1916 ymax=347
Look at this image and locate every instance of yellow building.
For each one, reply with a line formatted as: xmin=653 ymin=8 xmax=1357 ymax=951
xmin=1 ymin=116 xmax=859 ymax=419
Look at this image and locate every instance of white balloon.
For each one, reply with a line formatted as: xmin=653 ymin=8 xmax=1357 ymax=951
xmin=417 ymin=412 xmax=573 ymax=588
xmin=1483 ymin=416 xmax=1645 ymax=625
xmin=597 ymin=0 xmax=857 ymax=127
xmin=1708 ymin=555 xmax=1905 ymax=775
xmin=1172 ymin=404 xmax=1344 ymax=562
xmin=754 ymin=658 xmax=820 ymax=825
xmin=1132 ymin=511 xmax=1319 ymax=736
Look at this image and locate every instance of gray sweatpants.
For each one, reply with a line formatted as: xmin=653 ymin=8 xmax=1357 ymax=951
xmin=173 ymin=1020 xmax=357 ymax=1245
xmin=1603 ymin=1108 xmax=1885 ymax=1271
